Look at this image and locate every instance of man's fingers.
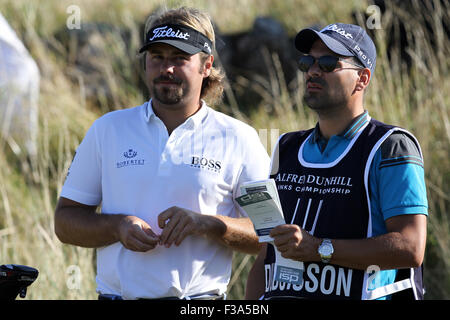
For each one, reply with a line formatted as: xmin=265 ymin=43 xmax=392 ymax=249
xmin=142 ymin=223 xmax=159 ymax=239
xmin=270 ymin=224 xmax=304 ymax=251
xmin=158 ymin=208 xmax=174 ymax=229
xmin=157 ymin=207 xmax=202 ymax=247
xmin=159 ymin=211 xmax=182 ymax=245
xmin=167 ymin=217 xmax=188 ymax=246
xmin=133 ymin=224 xmax=159 ymax=245
xmin=124 ymin=225 xmax=159 ymax=252
xmin=118 ymin=215 xmax=160 ymax=252
xmin=126 ymin=237 xmax=158 ymax=252
xmin=270 ymin=224 xmax=297 ymax=237
xmin=273 ymin=234 xmax=293 ymax=248
xmin=173 ymin=221 xmax=194 ymax=246
xmin=270 ymin=225 xmax=293 ymax=242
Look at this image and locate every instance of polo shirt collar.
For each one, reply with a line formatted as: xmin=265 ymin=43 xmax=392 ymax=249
xmin=144 ymin=99 xmax=156 ymax=122
xmin=311 ymin=110 xmax=371 ymax=143
xmin=144 ymin=99 xmax=208 ymax=129
xmin=188 ymin=100 xmax=208 ymax=128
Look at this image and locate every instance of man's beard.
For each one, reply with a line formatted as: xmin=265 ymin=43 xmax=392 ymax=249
xmin=303 ymin=78 xmax=349 ymax=113
xmin=151 ymin=75 xmax=185 ymax=105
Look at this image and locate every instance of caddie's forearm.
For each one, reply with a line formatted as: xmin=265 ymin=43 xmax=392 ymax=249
xmin=331 ymin=233 xmax=423 ymax=271
xmin=330 ymin=214 xmax=426 ymax=270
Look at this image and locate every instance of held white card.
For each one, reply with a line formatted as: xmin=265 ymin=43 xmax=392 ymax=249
xmin=239 ymin=178 xmax=283 ymax=212
xmin=235 ymin=192 xmax=285 ymax=242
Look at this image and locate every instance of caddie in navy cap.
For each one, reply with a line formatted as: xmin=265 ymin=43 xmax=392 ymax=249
xmin=295 ymin=23 xmax=376 ymax=72
xmin=246 ymin=21 xmax=428 ymax=301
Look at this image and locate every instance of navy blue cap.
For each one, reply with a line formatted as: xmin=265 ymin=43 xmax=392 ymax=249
xmin=295 ymin=23 xmax=376 ymax=72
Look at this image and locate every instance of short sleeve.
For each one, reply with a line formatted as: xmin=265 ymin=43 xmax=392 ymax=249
xmin=371 ymin=131 xmax=428 ymax=221
xmin=60 ymin=121 xmax=102 ymax=205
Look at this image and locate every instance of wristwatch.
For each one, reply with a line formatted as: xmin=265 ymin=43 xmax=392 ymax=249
xmin=318 ymin=239 xmax=334 ymax=263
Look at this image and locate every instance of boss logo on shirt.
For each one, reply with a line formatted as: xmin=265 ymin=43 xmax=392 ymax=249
xmin=117 ymin=148 xmax=145 ymax=168
xmin=190 ymin=156 xmax=222 ymax=173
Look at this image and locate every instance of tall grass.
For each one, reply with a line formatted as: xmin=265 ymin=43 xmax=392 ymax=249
xmin=0 ymin=0 xmax=448 ymax=299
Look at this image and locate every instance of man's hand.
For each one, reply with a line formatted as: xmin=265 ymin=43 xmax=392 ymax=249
xmin=270 ymin=224 xmax=321 ymax=262
xmin=157 ymin=206 xmax=260 ymax=254
xmin=158 ymin=206 xmax=205 ymax=247
xmin=117 ymin=215 xmax=160 ymax=252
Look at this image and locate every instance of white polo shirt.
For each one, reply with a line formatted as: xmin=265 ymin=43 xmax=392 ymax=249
xmin=61 ymin=99 xmax=270 ymax=299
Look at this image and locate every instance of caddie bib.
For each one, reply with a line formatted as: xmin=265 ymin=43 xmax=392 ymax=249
xmin=264 ymin=119 xmax=424 ymax=300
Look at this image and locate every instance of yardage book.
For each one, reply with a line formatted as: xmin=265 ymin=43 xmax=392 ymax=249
xmin=235 ymin=191 xmax=284 ymax=242
xmin=236 ymin=179 xmax=284 ymax=242
xmin=235 ymin=179 xmax=304 ymax=285
xmin=239 ymin=178 xmax=282 ymax=213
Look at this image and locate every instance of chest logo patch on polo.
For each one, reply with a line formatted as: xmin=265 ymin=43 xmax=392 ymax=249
xmin=190 ymin=156 xmax=222 ymax=173
xmin=117 ymin=148 xmax=145 ymax=168
xmin=123 ymin=149 xmax=137 ymax=158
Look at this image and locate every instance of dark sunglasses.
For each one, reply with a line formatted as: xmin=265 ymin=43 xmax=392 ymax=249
xmin=298 ymin=55 xmax=364 ymax=72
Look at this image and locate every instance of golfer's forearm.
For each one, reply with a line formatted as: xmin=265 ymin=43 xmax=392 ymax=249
xmin=204 ymin=216 xmax=261 ymax=254
xmin=55 ymin=202 xmax=123 ymax=248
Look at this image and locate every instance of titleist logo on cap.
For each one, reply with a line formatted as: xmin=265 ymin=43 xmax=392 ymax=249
xmin=322 ymin=24 xmax=354 ymax=39
xmin=149 ymin=26 xmax=190 ymax=41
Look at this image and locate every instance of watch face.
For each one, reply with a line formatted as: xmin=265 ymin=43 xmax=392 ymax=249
xmin=321 ymin=244 xmax=333 ymax=256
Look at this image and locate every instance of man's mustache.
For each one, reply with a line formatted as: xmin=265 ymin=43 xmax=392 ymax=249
xmin=306 ymin=78 xmax=326 ymax=87
xmin=154 ymin=76 xmax=182 ymax=84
